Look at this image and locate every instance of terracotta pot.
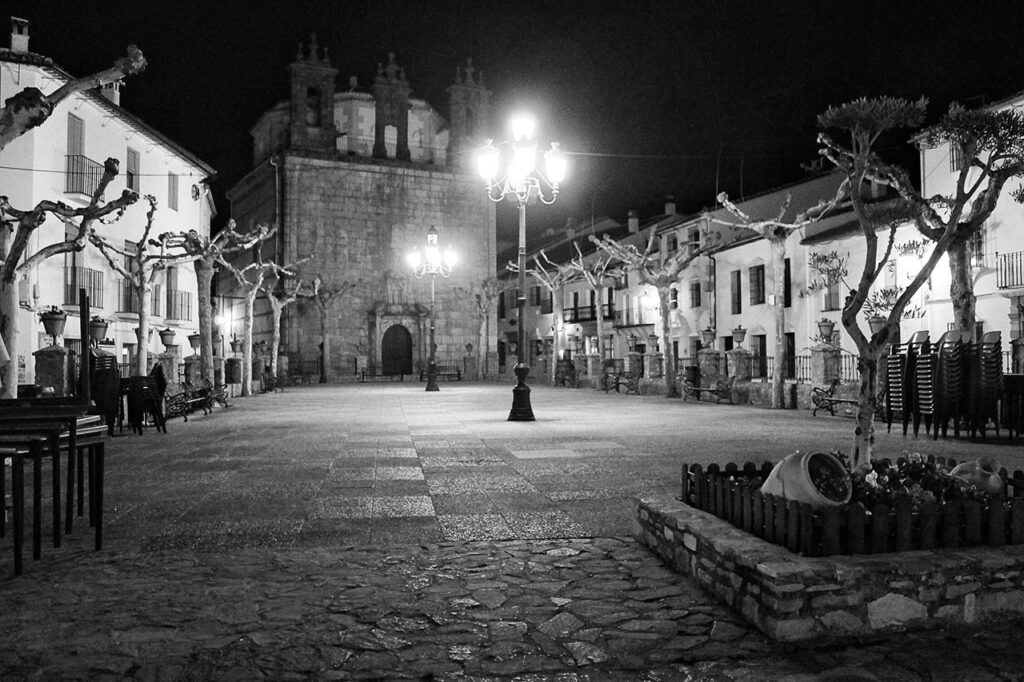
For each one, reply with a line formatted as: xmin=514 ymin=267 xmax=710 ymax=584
xmin=760 ymin=451 xmax=852 ymax=509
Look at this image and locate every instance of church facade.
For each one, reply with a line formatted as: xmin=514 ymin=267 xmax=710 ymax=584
xmin=225 ymin=36 xmax=496 ymax=380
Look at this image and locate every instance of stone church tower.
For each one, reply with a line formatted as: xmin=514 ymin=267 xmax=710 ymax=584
xmin=226 ymin=36 xmax=497 ymax=381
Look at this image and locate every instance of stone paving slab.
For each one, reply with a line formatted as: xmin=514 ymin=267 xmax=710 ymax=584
xmin=4 ymin=383 xmax=1024 ymax=679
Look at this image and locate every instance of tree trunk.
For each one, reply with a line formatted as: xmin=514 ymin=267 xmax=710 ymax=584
xmin=240 ymin=288 xmax=257 ymax=396
xmin=851 ymin=351 xmax=880 ymax=471
xmin=319 ymin=309 xmax=329 ymax=383
xmin=659 ymin=288 xmax=679 ymax=398
xmin=134 ymin=278 xmax=152 ymax=376
xmin=0 ymin=279 xmax=19 ymax=398
xmin=595 ymin=285 xmax=606 ymax=361
xmin=770 ymin=239 xmax=787 ymax=409
xmin=947 ymin=239 xmax=976 ymax=338
xmin=195 ymin=258 xmax=215 ymax=384
xmin=269 ymin=299 xmax=283 ymax=377
xmin=478 ymin=312 xmax=487 ymax=380
xmin=551 ymin=290 xmax=564 ymax=385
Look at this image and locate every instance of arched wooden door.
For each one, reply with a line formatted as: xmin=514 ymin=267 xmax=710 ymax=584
xmin=381 ymin=324 xmax=413 ymax=375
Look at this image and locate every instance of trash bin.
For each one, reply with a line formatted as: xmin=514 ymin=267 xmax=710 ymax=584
xmin=225 ymin=358 xmax=242 ymax=384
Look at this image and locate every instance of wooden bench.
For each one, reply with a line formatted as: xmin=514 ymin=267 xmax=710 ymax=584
xmin=682 ymin=376 xmax=735 ymax=404
xmin=812 ymin=379 xmax=859 ymax=416
xmin=602 ymin=369 xmax=641 ymax=395
xmin=419 ymin=366 xmax=461 ymax=382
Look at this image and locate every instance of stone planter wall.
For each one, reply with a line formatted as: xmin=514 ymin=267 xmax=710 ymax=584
xmin=635 ymin=495 xmax=1024 ymax=642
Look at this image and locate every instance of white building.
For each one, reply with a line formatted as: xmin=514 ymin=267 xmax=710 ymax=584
xmin=1 ymin=18 xmax=215 ymax=387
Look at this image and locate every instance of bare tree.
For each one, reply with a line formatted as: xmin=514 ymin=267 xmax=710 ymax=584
xmin=714 ymin=188 xmax=843 ymax=408
xmin=565 ymin=242 xmax=620 ymax=366
xmin=453 ymin=277 xmax=509 ymax=379
xmin=510 ymin=251 xmax=580 ymax=384
xmin=161 ymin=222 xmax=271 ymax=383
xmin=591 ymin=229 xmax=719 ymax=398
xmin=0 ymin=46 xmax=146 ymax=397
xmin=90 ymin=195 xmax=201 ymax=375
xmin=305 ymin=275 xmax=359 ymax=383
xmin=812 ymin=96 xmax=1024 ymax=469
xmin=0 ymin=161 xmax=138 ymax=396
xmin=260 ymin=272 xmax=304 ymax=378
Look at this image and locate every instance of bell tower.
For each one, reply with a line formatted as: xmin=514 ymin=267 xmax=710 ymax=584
xmin=288 ymin=33 xmax=338 ymax=153
xmin=447 ymin=58 xmax=491 ymax=171
xmin=372 ymin=53 xmax=412 ymax=161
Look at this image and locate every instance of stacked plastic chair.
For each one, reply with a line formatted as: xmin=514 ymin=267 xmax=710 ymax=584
xmin=933 ymin=330 xmax=971 ymax=439
xmin=913 ymin=337 xmax=937 ymax=437
xmin=972 ymin=331 xmax=1003 ymax=439
xmin=887 ymin=331 xmax=929 ymax=436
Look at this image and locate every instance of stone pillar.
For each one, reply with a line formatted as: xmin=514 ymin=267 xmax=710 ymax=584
xmin=157 ymin=350 xmax=180 ymax=386
xmin=645 ymin=352 xmax=663 ymax=379
xmin=625 ymin=351 xmax=642 ymax=376
xmin=1013 ymin=338 xmax=1024 ymax=374
xmin=727 ymin=348 xmax=751 ymax=381
xmin=33 ymin=346 xmax=71 ymax=396
xmin=183 ymin=355 xmax=202 ymax=384
xmin=811 ymin=344 xmax=841 ymax=385
xmin=587 ymin=354 xmax=602 ymax=378
xmin=697 ymin=348 xmax=724 ymax=386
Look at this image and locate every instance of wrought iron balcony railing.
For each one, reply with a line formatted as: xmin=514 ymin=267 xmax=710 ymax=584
xmin=65 ymin=155 xmax=104 ymax=195
xmin=63 ymin=266 xmax=104 ymax=307
xmin=997 ymin=251 xmax=1024 ymax=289
xmin=165 ymin=288 xmax=193 ymax=321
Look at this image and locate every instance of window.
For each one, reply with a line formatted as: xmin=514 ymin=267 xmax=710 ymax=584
xmin=970 ymin=225 xmax=986 ymax=268
xmin=529 ymin=285 xmax=542 ymax=307
xmin=126 ymin=148 xmax=139 ymax=191
xmin=306 ymin=87 xmax=322 ymax=126
xmin=667 ymin=235 xmax=678 ymax=252
xmin=784 ymin=258 xmax=792 ymax=308
xmin=730 ymin=270 xmax=742 ymax=314
xmin=751 ymin=334 xmax=767 ymax=379
xmin=497 ymin=290 xmax=506 ymax=319
xmin=749 ymin=265 xmax=766 ymax=305
xmin=669 ymin=286 xmax=678 ymax=310
xmin=950 ymin=143 xmax=965 ymax=173
xmin=67 ymin=114 xmax=84 ymax=156
xmin=540 ymin=290 xmax=553 ymax=315
xmin=167 ymin=172 xmax=179 ymax=211
xmin=689 ymin=228 xmax=701 ymax=254
xmin=689 ymin=280 xmax=701 ymax=308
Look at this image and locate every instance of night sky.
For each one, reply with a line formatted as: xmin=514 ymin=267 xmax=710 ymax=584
xmin=6 ymin=0 xmax=1024 ymax=242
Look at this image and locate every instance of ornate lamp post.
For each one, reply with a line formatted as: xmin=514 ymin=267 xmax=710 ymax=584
xmin=407 ymin=226 xmax=456 ymax=392
xmin=477 ymin=114 xmax=567 ymax=421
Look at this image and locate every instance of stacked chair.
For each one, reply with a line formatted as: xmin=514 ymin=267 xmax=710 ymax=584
xmin=885 ymin=331 xmax=930 ymax=436
xmin=970 ymin=331 xmax=1003 ymax=439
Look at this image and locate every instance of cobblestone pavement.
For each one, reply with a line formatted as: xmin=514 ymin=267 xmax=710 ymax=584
xmin=3 ymin=383 xmax=1024 ymax=680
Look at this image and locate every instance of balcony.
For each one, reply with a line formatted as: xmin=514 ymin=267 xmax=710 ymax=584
xmin=63 ymin=266 xmax=104 ymax=307
xmin=614 ymin=307 xmax=649 ymax=327
xmin=65 ymin=155 xmax=104 ymax=195
xmin=997 ymin=251 xmax=1024 ymax=289
xmin=165 ymin=289 xmax=193 ymax=321
xmin=118 ymin=281 xmax=162 ymax=316
xmin=564 ymin=303 xmax=615 ymax=323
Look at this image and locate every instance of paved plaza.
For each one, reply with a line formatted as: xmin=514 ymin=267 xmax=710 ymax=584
xmin=3 ymin=382 xmax=1024 ymax=680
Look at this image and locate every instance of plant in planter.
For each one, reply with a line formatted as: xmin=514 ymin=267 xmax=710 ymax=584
xmin=39 ymin=305 xmax=67 ymax=346
xmin=760 ymin=450 xmax=852 ymax=509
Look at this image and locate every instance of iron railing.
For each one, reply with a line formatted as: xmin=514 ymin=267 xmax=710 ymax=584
xmin=563 ymin=303 xmax=615 ymax=323
xmin=117 ymin=281 xmax=160 ymax=315
xmin=65 ymin=155 xmax=104 ymax=195
xmin=63 ymin=266 xmax=103 ymax=307
xmin=165 ymin=289 xmax=192 ymax=321
xmin=997 ymin=251 xmax=1024 ymax=289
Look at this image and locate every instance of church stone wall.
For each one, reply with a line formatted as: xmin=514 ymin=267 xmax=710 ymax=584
xmin=282 ymin=153 xmax=495 ymax=377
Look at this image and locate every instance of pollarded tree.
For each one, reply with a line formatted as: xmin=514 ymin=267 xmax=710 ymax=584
xmin=565 ymin=242 xmax=619 ymax=363
xmin=217 ymin=224 xmax=307 ymax=396
xmin=511 ymin=250 xmax=580 ymax=384
xmin=715 ymin=187 xmax=844 ymax=408
xmin=260 ymin=271 xmax=303 ymax=379
xmin=453 ymin=276 xmax=510 ymax=379
xmin=0 ymin=160 xmax=138 ymax=396
xmin=813 ymin=96 xmax=1015 ymax=470
xmin=305 ymin=275 xmax=359 ymax=383
xmin=90 ymin=195 xmax=202 ymax=375
xmin=912 ymin=103 xmax=1024 ymax=335
xmin=591 ymin=228 xmax=719 ymax=399
xmin=0 ymin=46 xmax=146 ymax=397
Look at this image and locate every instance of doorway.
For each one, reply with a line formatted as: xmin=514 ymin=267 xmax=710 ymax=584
xmin=381 ymin=324 xmax=413 ymax=375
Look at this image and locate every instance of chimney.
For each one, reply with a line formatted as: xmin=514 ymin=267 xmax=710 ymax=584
xmin=10 ymin=16 xmax=29 ymax=53
xmin=664 ymin=195 xmax=676 ymax=215
xmin=101 ymin=80 xmax=121 ymax=106
xmin=627 ymin=210 xmax=639 ymax=233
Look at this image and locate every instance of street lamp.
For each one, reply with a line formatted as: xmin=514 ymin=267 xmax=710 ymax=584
xmin=477 ymin=114 xmax=567 ymax=421
xmin=407 ymin=226 xmax=456 ymax=392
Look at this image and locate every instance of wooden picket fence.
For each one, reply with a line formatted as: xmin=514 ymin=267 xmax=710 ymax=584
xmin=681 ymin=459 xmax=1024 ymax=557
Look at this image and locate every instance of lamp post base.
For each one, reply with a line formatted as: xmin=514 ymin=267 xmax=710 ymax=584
xmin=507 ymin=364 xmax=535 ymax=421
xmin=425 ymin=360 xmax=440 ymax=392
